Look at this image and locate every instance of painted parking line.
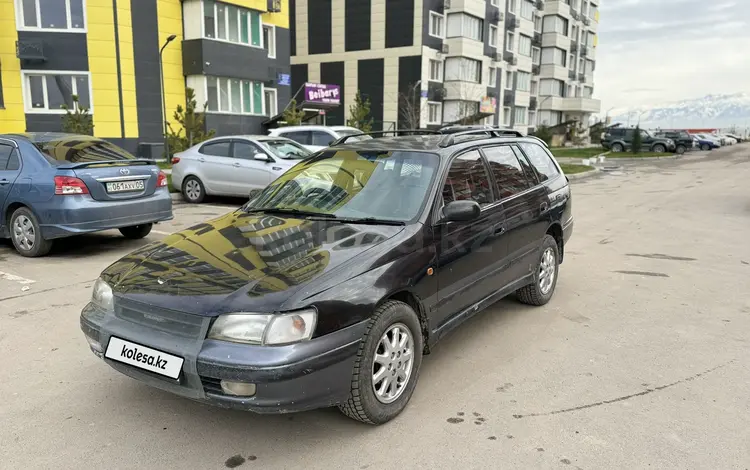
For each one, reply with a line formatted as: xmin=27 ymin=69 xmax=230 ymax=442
xmin=0 ymin=271 xmax=36 ymax=285
xmin=152 ymin=230 xmax=173 ymax=236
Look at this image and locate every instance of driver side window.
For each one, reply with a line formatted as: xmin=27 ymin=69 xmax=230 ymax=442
xmin=233 ymin=140 xmax=266 ymax=160
xmin=442 ymin=150 xmax=493 ymax=206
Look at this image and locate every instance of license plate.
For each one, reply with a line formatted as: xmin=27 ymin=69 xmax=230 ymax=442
xmin=106 ymin=180 xmax=145 ymax=193
xmin=105 ymin=337 xmax=184 ymax=379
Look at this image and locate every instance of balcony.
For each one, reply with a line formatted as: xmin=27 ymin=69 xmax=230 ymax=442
xmin=445 ymin=0 xmax=486 ymax=19
xmin=540 ymin=96 xmax=601 ymax=113
xmin=532 ymin=64 xmax=540 ymax=75
xmin=544 ymin=0 xmax=571 ymax=17
xmin=539 ymin=64 xmax=569 ymax=81
xmin=532 ymin=32 xmax=542 ymax=46
xmin=503 ymin=91 xmax=515 ymax=106
xmin=503 ymin=51 xmax=518 ymax=66
xmin=506 ymin=14 xmax=520 ymax=30
xmin=16 ymin=38 xmax=46 ymax=61
xmin=529 ymin=96 xmax=538 ymax=110
xmin=542 ymin=32 xmax=571 ymax=50
xmin=182 ymin=39 xmax=273 ymax=82
xmin=568 ymin=69 xmax=577 ymax=80
xmin=444 ymin=37 xmax=485 ymax=58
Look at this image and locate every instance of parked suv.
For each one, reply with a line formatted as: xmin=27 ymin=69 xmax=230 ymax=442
xmin=602 ymin=128 xmax=676 ymax=153
xmin=80 ymin=129 xmax=573 ymax=425
xmin=654 ymin=130 xmax=692 ymax=154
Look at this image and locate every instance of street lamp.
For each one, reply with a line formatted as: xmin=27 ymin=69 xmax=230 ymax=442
xmin=159 ymin=34 xmax=177 ymax=161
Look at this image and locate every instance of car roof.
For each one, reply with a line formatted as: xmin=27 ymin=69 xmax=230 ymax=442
xmin=270 ymin=125 xmax=360 ymax=133
xmin=330 ymin=134 xmax=548 ymax=155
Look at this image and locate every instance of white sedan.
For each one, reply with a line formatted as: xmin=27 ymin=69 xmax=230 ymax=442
xmin=268 ymin=125 xmax=371 ymax=152
xmin=171 ymin=135 xmax=312 ymax=203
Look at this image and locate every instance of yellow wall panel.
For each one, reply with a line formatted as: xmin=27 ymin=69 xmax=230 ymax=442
xmin=222 ymin=0 xmax=267 ymax=11
xmin=87 ymin=0 xmax=122 ymax=139
xmin=263 ymin=0 xmax=289 ymax=28
xmin=118 ymin=0 xmax=138 ymax=138
xmin=157 ymin=0 xmax=186 ymax=132
xmin=0 ymin=0 xmax=25 ymax=132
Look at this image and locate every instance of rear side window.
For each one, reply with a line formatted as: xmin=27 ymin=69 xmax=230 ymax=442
xmin=482 ymin=146 xmax=531 ymax=199
xmin=6 ymin=149 xmax=20 ymax=170
xmin=0 ymin=144 xmax=12 ymax=169
xmin=200 ymin=141 xmax=231 ymax=157
xmin=281 ymin=131 xmax=311 ymax=145
xmin=442 ymin=150 xmax=493 ymax=206
xmin=519 ymin=142 xmax=560 ymax=183
xmin=311 ymin=131 xmax=334 ymax=147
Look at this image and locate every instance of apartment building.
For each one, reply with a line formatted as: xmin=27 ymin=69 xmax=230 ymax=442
xmin=0 ymin=0 xmax=290 ymax=154
xmin=534 ymin=0 xmax=601 ymax=128
xmin=289 ymin=0 xmax=599 ymax=132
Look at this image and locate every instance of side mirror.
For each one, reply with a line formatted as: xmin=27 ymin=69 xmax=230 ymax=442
xmin=254 ymin=153 xmax=271 ymax=162
xmin=442 ymin=200 xmax=481 ymax=223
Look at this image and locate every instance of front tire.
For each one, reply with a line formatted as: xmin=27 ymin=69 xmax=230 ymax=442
xmin=339 ymin=300 xmax=424 ymax=425
xmin=675 ymin=145 xmax=686 ymax=155
xmin=611 ymin=143 xmax=624 ymax=153
xmin=10 ymin=207 xmax=53 ymax=257
xmin=119 ymin=223 xmax=153 ymax=239
xmin=182 ymin=176 xmax=205 ymax=204
xmin=652 ymin=144 xmax=666 ymax=153
xmin=516 ymin=235 xmax=559 ymax=306
xmin=701 ymin=144 xmax=710 ymax=151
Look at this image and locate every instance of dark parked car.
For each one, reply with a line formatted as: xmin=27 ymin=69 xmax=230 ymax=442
xmin=80 ymin=129 xmax=573 ymax=424
xmin=654 ymin=130 xmax=693 ymax=154
xmin=601 ymin=128 xmax=676 ymax=153
xmin=0 ymin=133 xmax=172 ymax=257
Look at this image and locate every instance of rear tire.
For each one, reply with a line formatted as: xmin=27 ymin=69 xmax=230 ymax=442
xmin=119 ymin=223 xmax=153 ymax=239
xmin=9 ymin=207 xmax=53 ymax=257
xmin=182 ymin=176 xmax=205 ymax=204
xmin=675 ymin=145 xmax=686 ymax=155
xmin=701 ymin=144 xmax=710 ymax=151
xmin=338 ymin=300 xmax=423 ymax=425
xmin=516 ymin=235 xmax=559 ymax=306
xmin=653 ymin=144 xmax=666 ymax=153
xmin=611 ymin=143 xmax=624 ymax=152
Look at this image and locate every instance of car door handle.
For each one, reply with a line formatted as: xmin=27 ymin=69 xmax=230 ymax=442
xmin=233 ymin=162 xmax=241 ymax=167
xmin=494 ymin=225 xmax=506 ymax=235
xmin=0 ymin=179 xmax=9 ymax=185
xmin=540 ymin=202 xmax=549 ymax=213
xmin=198 ymin=157 xmax=205 ymax=163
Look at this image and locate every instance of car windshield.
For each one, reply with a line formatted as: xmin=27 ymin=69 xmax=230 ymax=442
xmin=24 ymin=133 xmax=136 ymax=165
xmin=262 ymin=139 xmax=312 ymax=160
xmin=335 ymin=129 xmax=373 ymax=142
xmin=244 ymin=149 xmax=440 ymax=222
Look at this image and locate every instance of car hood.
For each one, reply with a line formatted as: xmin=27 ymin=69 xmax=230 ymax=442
xmin=101 ymin=211 xmax=404 ymax=316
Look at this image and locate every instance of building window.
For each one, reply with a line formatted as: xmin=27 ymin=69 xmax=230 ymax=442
xmin=542 ymin=15 xmax=569 ymax=36
xmin=514 ymin=106 xmax=527 ymax=125
xmin=427 ymin=102 xmax=442 ymax=124
xmin=579 ymin=57 xmax=585 ymax=72
xmin=532 ymin=46 xmax=541 ymax=64
xmin=263 ymin=24 xmax=276 ymax=58
xmin=503 ymin=107 xmax=511 ymax=125
xmin=528 ymin=110 xmax=536 ymax=126
xmin=530 ymin=80 xmax=538 ymax=95
xmin=569 ymin=54 xmax=575 ymax=70
xmin=17 ymin=0 xmax=86 ymax=31
xmin=584 ymin=86 xmax=593 ymax=98
xmin=519 ymin=35 xmax=532 ymax=57
xmin=204 ymin=0 xmax=263 ymax=47
xmin=516 ymin=71 xmax=530 ymax=92
xmin=206 ymin=76 xmax=264 ymax=115
xmin=540 ymin=78 xmax=564 ymax=96
xmin=533 ymin=14 xmax=541 ymax=32
xmin=429 ymin=11 xmax=445 ymax=38
xmin=489 ymin=24 xmax=499 ymax=48
xmin=489 ymin=67 xmax=497 ymax=87
xmin=445 ymin=57 xmax=481 ymax=83
xmin=505 ymin=31 xmax=514 ymax=52
xmin=490 ymin=0 xmax=499 ymax=6
xmin=520 ymin=0 xmax=534 ymax=20
xmin=541 ymin=47 xmax=567 ymax=66
xmin=264 ymin=88 xmax=278 ymax=116
xmin=23 ymin=72 xmax=91 ymax=113
xmin=505 ymin=70 xmax=513 ymax=89
xmin=429 ymin=59 xmax=443 ymax=82
xmin=447 ymin=13 xmax=483 ymax=42
xmin=508 ymin=0 xmax=517 ymax=13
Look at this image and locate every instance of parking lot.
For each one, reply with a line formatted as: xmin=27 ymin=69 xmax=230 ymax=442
xmin=1 ymin=145 xmax=749 ymax=469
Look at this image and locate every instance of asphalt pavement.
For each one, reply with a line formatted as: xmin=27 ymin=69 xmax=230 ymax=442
xmin=1 ymin=146 xmax=749 ymax=469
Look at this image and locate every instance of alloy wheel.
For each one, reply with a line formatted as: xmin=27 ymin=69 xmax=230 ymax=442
xmin=372 ymin=323 xmax=414 ymax=404
xmin=185 ymin=179 xmax=202 ymax=201
xmin=538 ymin=247 xmax=556 ymax=295
xmin=12 ymin=215 xmax=35 ymax=251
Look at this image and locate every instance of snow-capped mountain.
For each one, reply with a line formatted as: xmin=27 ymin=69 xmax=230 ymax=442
xmin=607 ymin=93 xmax=750 ymax=129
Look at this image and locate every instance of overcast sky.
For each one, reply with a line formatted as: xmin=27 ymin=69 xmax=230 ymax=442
xmin=595 ymin=0 xmax=750 ymax=111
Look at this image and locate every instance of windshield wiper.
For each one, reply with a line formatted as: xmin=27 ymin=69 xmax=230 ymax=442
xmin=330 ymin=217 xmax=405 ymax=226
xmin=244 ymin=207 xmax=337 ymax=218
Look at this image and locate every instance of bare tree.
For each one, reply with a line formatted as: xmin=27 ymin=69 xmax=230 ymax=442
xmin=444 ymin=59 xmax=486 ymax=125
xmin=398 ymin=81 xmax=424 ymax=129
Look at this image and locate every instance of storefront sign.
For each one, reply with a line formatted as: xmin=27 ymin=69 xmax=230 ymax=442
xmin=304 ymin=83 xmax=341 ymax=104
xmin=480 ymin=97 xmax=497 ymax=114
xmin=278 ymin=73 xmax=291 ymax=86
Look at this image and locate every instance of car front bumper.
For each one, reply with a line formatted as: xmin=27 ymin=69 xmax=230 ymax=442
xmin=39 ymin=190 xmax=173 ymax=239
xmin=80 ymin=301 xmax=366 ymax=413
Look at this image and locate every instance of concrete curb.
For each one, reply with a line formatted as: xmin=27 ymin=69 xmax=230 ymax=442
xmin=605 ymin=154 xmax=680 ymax=163
xmin=566 ymin=167 xmax=601 ymax=182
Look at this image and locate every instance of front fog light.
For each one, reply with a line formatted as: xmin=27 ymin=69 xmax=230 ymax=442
xmin=85 ymin=335 xmax=103 ymax=356
xmin=220 ymin=381 xmax=257 ymax=397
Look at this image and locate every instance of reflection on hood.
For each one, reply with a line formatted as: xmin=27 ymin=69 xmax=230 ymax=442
xmin=102 ymin=212 xmax=391 ymax=298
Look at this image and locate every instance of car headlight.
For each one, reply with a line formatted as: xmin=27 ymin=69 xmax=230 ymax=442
xmin=208 ymin=309 xmax=317 ymax=345
xmin=91 ymin=278 xmax=114 ymax=312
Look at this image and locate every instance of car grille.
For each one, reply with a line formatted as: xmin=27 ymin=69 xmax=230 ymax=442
xmin=114 ymin=297 xmax=205 ymax=339
xmin=201 ymin=377 xmax=224 ymax=395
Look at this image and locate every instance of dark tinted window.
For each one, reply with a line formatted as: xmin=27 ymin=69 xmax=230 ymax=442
xmin=233 ymin=140 xmax=264 ymax=159
xmin=483 ymin=146 xmax=531 ymax=198
xmin=200 ymin=141 xmax=231 ymax=157
xmin=519 ymin=142 xmax=560 ymax=182
xmin=281 ymin=131 xmax=311 ymax=145
xmin=6 ymin=149 xmax=20 ymax=170
xmin=311 ymin=131 xmax=335 ymax=147
xmin=0 ymin=144 xmax=12 ymax=169
xmin=26 ymin=135 xmax=135 ymax=164
xmin=442 ymin=150 xmax=493 ymax=206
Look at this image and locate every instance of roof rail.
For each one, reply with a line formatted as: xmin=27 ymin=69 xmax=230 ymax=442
xmin=330 ymin=129 xmax=440 ymax=146
xmin=437 ymin=128 xmax=525 ymax=147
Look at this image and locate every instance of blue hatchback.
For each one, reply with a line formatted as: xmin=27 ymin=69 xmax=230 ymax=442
xmin=0 ymin=133 xmax=173 ymax=257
